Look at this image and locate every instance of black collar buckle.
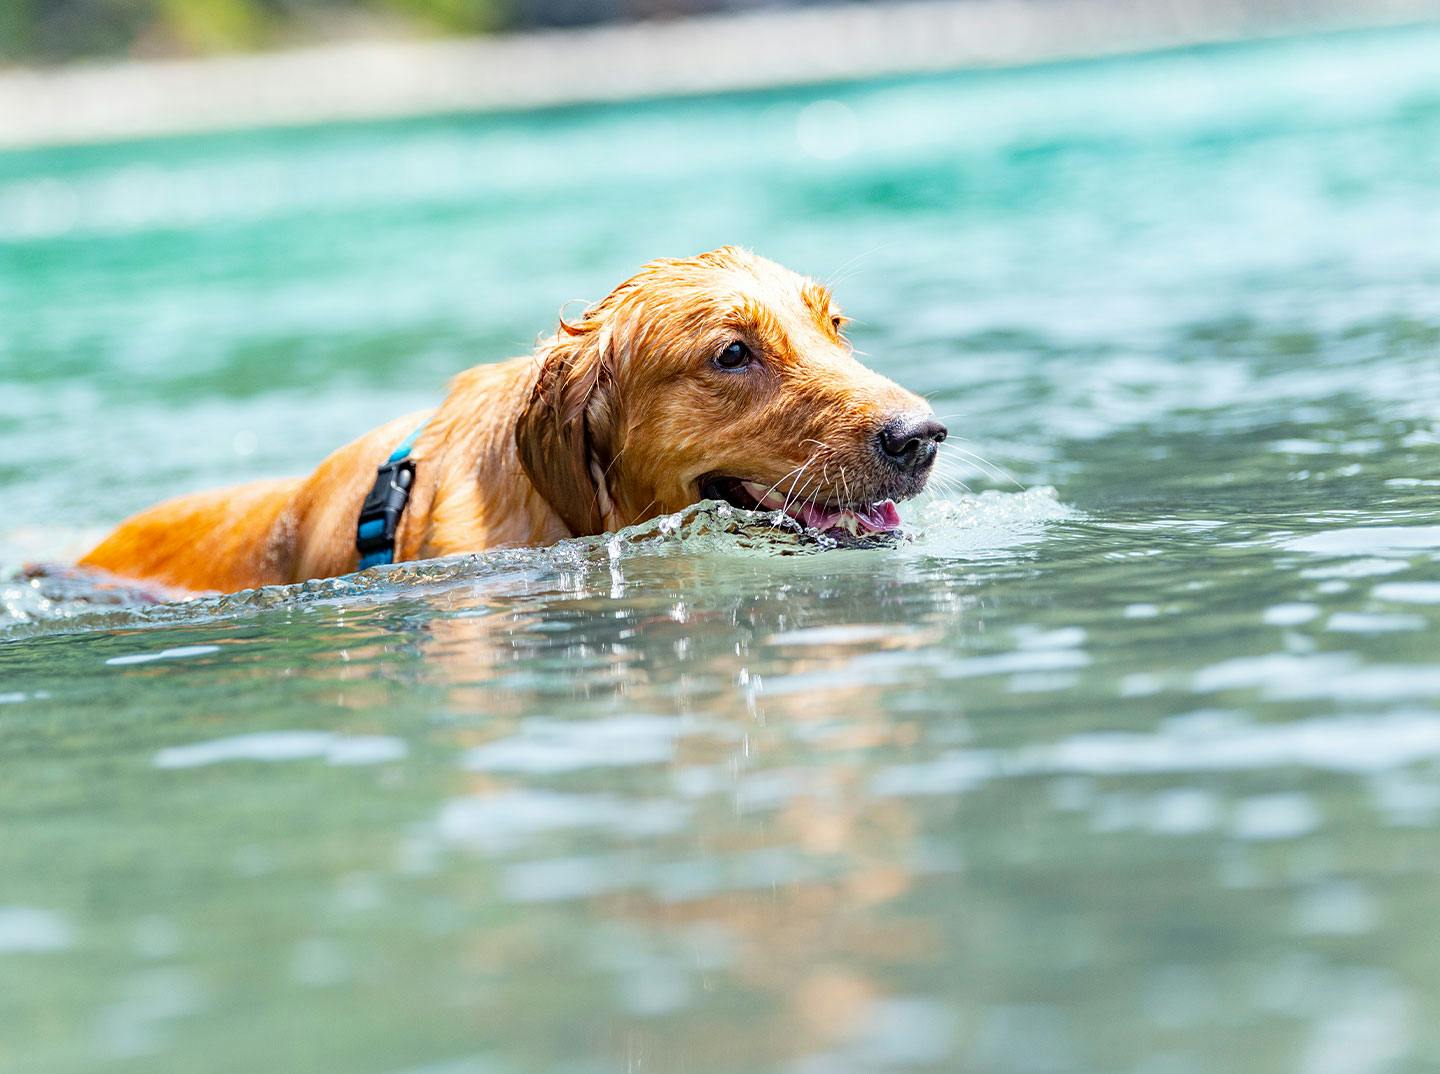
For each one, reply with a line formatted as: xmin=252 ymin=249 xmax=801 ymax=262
xmin=356 ymin=458 xmax=416 ymax=557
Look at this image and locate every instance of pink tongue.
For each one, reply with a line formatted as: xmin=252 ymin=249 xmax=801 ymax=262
xmin=796 ymin=502 xmax=838 ymax=530
xmin=794 ymin=499 xmax=901 ymax=534
xmin=858 ymin=501 xmax=902 ymax=531
xmin=737 ymin=481 xmax=901 ymax=535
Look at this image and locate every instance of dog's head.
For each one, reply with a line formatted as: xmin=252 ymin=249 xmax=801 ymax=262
xmin=516 ymin=246 xmax=944 ymax=540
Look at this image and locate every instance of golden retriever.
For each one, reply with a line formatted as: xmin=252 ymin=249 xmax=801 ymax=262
xmin=79 ymin=247 xmax=946 ymax=593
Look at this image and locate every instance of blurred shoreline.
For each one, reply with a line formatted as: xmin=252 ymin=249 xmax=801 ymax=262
xmin=3 ymin=0 xmax=1439 ymax=149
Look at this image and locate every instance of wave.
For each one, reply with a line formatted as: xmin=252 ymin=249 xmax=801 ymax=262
xmin=0 ymin=488 xmax=1072 ymax=640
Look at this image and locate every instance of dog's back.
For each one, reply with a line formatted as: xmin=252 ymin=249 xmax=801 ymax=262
xmin=79 ymin=409 xmax=439 ymax=592
xmin=79 ymin=477 xmax=302 ymax=593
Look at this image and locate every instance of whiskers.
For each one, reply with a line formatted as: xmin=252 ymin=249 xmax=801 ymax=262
xmin=779 ymin=455 xmax=820 ymax=519
xmin=753 ymin=439 xmax=852 ymax=533
xmin=937 ymin=445 xmax=1026 ymax=491
xmin=925 ymin=459 xmax=974 ymax=502
xmin=925 ymin=410 xmax=1027 ymax=496
xmin=710 ymin=430 xmax=1022 ymax=536
xmin=799 ymin=437 xmax=859 ymax=509
xmin=823 ymin=241 xmax=894 ymax=291
xmin=757 ymin=456 xmax=815 ymax=513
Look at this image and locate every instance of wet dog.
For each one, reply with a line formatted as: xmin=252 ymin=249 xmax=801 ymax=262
xmin=80 ymin=247 xmax=945 ymax=593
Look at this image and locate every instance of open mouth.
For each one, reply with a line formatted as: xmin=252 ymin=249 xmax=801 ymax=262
xmin=699 ymin=475 xmax=902 ymax=539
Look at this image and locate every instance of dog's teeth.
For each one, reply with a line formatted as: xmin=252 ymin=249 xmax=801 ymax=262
xmin=741 ymin=481 xmax=789 ymax=510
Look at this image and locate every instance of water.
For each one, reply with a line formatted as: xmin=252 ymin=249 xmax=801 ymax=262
xmin=3 ymin=23 xmax=1440 ymax=1074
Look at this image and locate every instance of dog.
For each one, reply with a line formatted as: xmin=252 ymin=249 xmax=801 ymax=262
xmin=79 ymin=247 xmax=946 ymax=594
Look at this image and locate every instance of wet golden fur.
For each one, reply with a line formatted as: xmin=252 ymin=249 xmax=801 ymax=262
xmin=80 ymin=247 xmax=934 ymax=594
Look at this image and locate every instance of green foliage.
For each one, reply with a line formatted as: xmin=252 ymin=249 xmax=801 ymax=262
xmin=380 ymin=0 xmax=504 ymax=34
xmin=0 ymin=0 xmax=508 ymax=63
xmin=2 ymin=0 xmax=160 ymax=62
xmin=158 ymin=0 xmax=276 ymax=52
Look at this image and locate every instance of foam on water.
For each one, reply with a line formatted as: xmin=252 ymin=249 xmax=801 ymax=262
xmin=0 ymin=489 xmax=1070 ymax=639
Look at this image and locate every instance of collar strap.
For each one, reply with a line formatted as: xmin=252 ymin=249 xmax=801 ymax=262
xmin=356 ymin=421 xmax=427 ymax=570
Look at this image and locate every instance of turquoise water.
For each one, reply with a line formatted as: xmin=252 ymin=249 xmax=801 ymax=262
xmin=4 ymin=23 xmax=1440 ymax=1073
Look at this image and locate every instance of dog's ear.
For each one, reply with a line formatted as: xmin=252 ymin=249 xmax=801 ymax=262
xmin=515 ymin=327 xmax=612 ymax=536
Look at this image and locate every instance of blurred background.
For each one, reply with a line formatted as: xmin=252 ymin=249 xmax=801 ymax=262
xmin=2 ymin=0 xmax=848 ymax=61
xmin=0 ymin=0 xmax=1366 ymax=64
xmin=4 ymin=0 xmax=1435 ymax=65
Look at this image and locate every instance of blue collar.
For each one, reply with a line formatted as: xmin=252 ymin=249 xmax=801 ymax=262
xmin=355 ymin=421 xmax=427 ymax=570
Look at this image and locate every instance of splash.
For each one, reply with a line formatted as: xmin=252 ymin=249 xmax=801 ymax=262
xmin=910 ymin=486 xmax=1077 ymax=557
xmin=1 ymin=490 xmax=1072 ymax=639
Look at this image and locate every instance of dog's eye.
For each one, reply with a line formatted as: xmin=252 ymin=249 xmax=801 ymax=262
xmin=714 ymin=340 xmax=753 ymax=371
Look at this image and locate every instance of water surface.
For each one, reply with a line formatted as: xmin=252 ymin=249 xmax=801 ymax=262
xmin=3 ymin=24 xmax=1440 ymax=1074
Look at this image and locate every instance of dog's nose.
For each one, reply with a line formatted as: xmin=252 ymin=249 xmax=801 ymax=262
xmin=876 ymin=414 xmax=948 ymax=471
